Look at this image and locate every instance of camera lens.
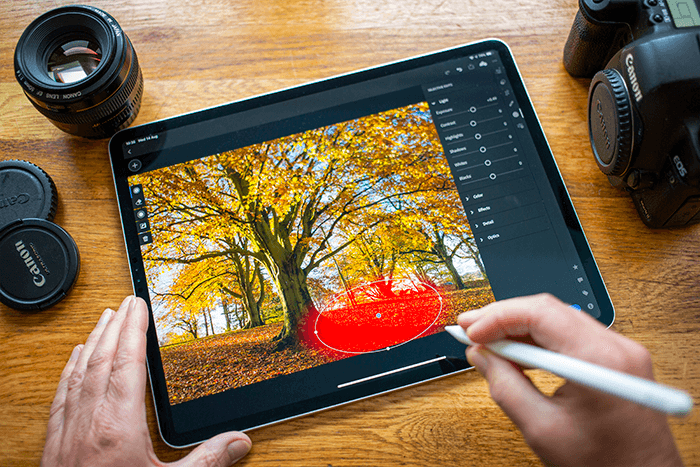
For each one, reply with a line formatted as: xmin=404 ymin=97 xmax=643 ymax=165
xmin=14 ymin=5 xmax=143 ymax=139
xmin=47 ymin=39 xmax=102 ymax=84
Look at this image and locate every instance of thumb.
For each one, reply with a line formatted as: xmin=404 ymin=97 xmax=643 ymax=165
xmin=467 ymin=345 xmax=557 ymax=431
xmin=169 ymin=432 xmax=252 ymax=467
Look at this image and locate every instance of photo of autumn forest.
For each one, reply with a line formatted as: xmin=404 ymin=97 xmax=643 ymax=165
xmin=131 ymin=102 xmax=495 ymax=404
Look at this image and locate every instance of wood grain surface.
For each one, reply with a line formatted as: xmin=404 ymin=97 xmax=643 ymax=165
xmin=1 ymin=0 xmax=698 ymax=465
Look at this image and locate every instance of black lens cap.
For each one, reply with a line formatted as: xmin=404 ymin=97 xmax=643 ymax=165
xmin=0 ymin=159 xmax=58 ymax=230
xmin=0 ymin=218 xmax=80 ymax=311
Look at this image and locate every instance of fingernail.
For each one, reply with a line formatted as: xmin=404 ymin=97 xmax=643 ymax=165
xmin=465 ymin=323 xmax=481 ymax=340
xmin=97 ymin=308 xmax=114 ymax=327
xmin=466 ymin=346 xmax=488 ymax=373
xmin=70 ymin=345 xmax=83 ymax=361
xmin=458 ymin=308 xmax=479 ymax=320
xmin=119 ymin=295 xmax=135 ymax=312
xmin=458 ymin=307 xmax=487 ymax=326
xmin=227 ymin=439 xmax=252 ymax=462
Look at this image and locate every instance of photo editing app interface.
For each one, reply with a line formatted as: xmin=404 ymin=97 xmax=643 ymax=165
xmin=121 ymin=48 xmax=601 ymax=409
xmin=424 ymin=50 xmax=601 ymax=316
xmin=125 ymin=100 xmax=500 ymax=406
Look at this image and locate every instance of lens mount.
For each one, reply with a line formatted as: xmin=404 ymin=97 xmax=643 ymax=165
xmin=14 ymin=5 xmax=143 ymax=138
xmin=588 ymin=68 xmax=634 ymax=177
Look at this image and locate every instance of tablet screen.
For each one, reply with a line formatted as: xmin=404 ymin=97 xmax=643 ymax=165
xmin=109 ymin=39 xmax=614 ymax=446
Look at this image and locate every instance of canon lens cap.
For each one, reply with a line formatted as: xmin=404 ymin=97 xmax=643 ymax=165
xmin=0 ymin=160 xmax=58 ymax=230
xmin=0 ymin=218 xmax=80 ymax=311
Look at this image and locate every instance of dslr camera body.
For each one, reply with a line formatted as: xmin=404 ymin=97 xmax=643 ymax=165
xmin=564 ymin=0 xmax=700 ymax=228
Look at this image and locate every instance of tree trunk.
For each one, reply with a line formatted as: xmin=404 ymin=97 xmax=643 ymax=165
xmin=442 ymin=254 xmax=466 ymax=290
xmin=333 ymin=257 xmax=357 ymax=307
xmin=207 ymin=309 xmax=215 ymax=335
xmin=226 ymin=247 xmax=266 ymax=329
xmin=431 ymin=232 xmax=465 ymax=289
xmin=242 ymin=286 xmax=264 ymax=328
xmin=269 ymin=258 xmax=316 ymax=349
xmin=202 ymin=310 xmax=210 ymax=337
xmin=178 ymin=319 xmax=198 ymax=340
xmin=464 ymin=240 xmax=487 ymax=278
xmin=234 ymin=303 xmax=245 ymax=329
xmin=222 ymin=300 xmax=232 ymax=332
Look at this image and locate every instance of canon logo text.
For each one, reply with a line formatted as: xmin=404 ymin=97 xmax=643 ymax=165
xmin=0 ymin=193 xmax=30 ymax=209
xmin=15 ymin=240 xmax=46 ymax=287
xmin=625 ymin=54 xmax=643 ymax=102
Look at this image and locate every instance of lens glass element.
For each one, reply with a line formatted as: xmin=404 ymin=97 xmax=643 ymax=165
xmin=47 ymin=39 xmax=102 ymax=84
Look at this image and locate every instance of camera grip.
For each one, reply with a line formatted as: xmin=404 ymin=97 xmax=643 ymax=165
xmin=563 ymin=10 xmax=621 ymax=78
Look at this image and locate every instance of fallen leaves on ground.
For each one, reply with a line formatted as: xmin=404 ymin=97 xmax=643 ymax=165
xmin=161 ymin=287 xmax=495 ymax=404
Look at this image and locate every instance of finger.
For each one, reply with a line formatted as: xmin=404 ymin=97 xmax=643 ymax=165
xmin=456 ymin=305 xmax=491 ymax=328
xmin=467 ymin=344 xmax=558 ymax=436
xmin=62 ymin=307 xmax=115 ymax=419
xmin=459 ymin=294 xmax=654 ymax=377
xmin=79 ymin=296 xmax=134 ymax=402
xmin=459 ymin=294 xmax=606 ymax=354
xmin=107 ymin=296 xmax=149 ymax=404
xmin=44 ymin=345 xmax=83 ymax=451
xmin=169 ymin=432 xmax=252 ymax=467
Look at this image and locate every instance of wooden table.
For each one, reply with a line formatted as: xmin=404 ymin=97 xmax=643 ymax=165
xmin=1 ymin=0 xmax=698 ymax=465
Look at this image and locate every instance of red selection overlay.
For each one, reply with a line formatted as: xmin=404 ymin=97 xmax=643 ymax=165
xmin=307 ymin=279 xmax=443 ymax=354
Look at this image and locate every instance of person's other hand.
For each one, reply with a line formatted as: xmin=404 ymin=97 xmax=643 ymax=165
xmin=42 ymin=296 xmax=252 ymax=467
xmin=458 ymin=293 xmax=684 ymax=467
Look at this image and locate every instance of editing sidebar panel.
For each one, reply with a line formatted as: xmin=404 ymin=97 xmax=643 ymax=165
xmin=423 ymin=52 xmax=602 ymax=317
xmin=427 ymin=65 xmax=549 ymax=249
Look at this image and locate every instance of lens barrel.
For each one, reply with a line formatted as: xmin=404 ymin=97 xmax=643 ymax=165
xmin=14 ymin=5 xmax=143 ymax=139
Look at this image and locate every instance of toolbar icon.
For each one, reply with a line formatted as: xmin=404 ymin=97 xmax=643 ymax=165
xmin=128 ymin=159 xmax=142 ymax=172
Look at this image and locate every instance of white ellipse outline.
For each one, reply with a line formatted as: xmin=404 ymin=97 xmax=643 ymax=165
xmin=313 ymin=278 xmax=444 ymax=354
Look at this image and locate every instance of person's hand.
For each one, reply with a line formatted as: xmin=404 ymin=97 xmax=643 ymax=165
xmin=458 ymin=293 xmax=684 ymax=467
xmin=41 ymin=296 xmax=252 ymax=467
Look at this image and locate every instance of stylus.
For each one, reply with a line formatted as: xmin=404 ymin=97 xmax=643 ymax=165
xmin=444 ymin=325 xmax=694 ymax=417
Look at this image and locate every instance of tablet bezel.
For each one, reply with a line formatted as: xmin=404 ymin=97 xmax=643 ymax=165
xmin=109 ymin=38 xmax=614 ymax=447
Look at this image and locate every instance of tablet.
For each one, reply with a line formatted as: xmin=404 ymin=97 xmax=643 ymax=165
xmin=109 ymin=39 xmax=614 ymax=447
